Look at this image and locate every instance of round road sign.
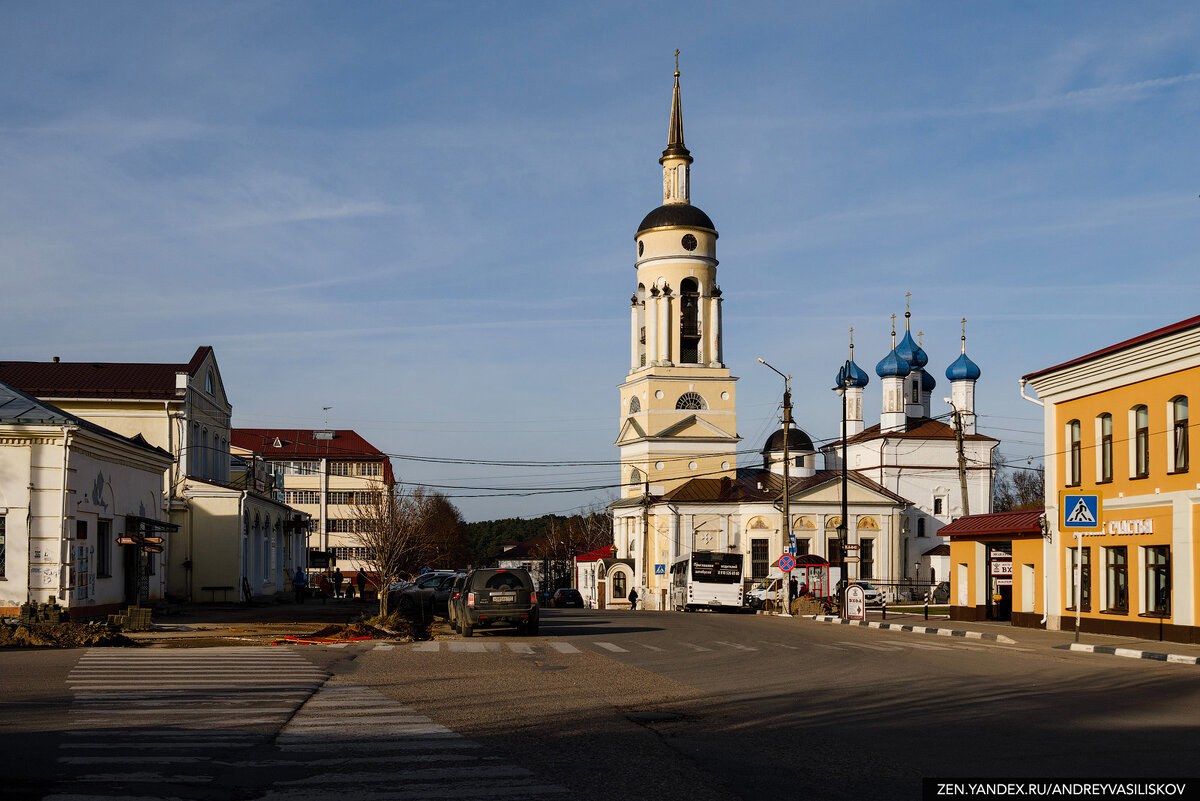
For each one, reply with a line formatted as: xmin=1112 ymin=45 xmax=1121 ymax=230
xmin=778 ymin=554 xmax=795 ymax=572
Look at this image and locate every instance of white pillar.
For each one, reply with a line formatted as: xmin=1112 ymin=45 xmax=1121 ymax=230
xmin=630 ymin=303 xmax=639 ymax=371
xmin=646 ymin=294 xmax=660 ymax=366
xmin=714 ymin=297 xmax=724 ymax=366
xmin=659 ymin=292 xmax=672 ymax=366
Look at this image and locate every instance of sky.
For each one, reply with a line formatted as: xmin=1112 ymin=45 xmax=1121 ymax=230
xmin=1 ymin=2 xmax=1198 ymax=522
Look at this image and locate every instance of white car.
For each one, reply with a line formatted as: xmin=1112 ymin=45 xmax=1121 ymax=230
xmin=847 ymin=581 xmax=885 ymax=606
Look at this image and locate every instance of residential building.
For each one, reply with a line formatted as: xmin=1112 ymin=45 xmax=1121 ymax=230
xmin=0 ymin=347 xmax=306 ymax=603
xmin=231 ymin=429 xmax=395 ymax=578
xmin=1022 ymin=314 xmax=1200 ymax=642
xmin=0 ymin=380 xmax=173 ymax=617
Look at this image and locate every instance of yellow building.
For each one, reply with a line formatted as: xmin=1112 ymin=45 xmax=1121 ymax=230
xmin=1023 ymin=314 xmax=1199 ymax=642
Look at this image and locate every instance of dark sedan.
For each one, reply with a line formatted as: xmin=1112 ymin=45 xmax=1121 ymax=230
xmin=552 ymin=588 xmax=584 ymax=608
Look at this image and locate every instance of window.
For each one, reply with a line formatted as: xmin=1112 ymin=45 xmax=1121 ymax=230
xmin=612 ymin=571 xmax=627 ymax=599
xmin=1172 ymin=397 xmax=1188 ymax=473
xmin=860 ymin=538 xmax=874 ymax=579
xmin=1133 ymin=405 xmax=1149 ymax=478
xmin=1145 ymin=545 xmax=1170 ymax=616
xmin=675 ymin=392 xmax=707 ymax=410
xmin=794 ymin=538 xmax=810 ymax=556
xmin=330 ymin=462 xmax=382 ymax=477
xmin=827 ymin=536 xmax=843 ymax=568
xmin=97 ymin=520 xmax=112 ymax=577
xmin=679 ymin=278 xmax=701 ymax=363
xmin=933 ymin=498 xmax=943 ymax=515
xmin=629 ymin=396 xmax=641 ymax=414
xmin=330 ymin=462 xmax=352 ymax=476
xmin=1098 ymin=414 xmax=1113 ymax=483
xmin=751 ymin=538 xmax=769 ymax=579
xmin=0 ymin=514 xmax=5 ymax=579
xmin=1067 ymin=546 xmax=1090 ymax=611
xmin=327 ymin=519 xmax=360 ymax=534
xmin=282 ymin=461 xmax=319 ymax=476
xmin=1104 ymin=546 xmax=1128 ymax=613
xmin=917 ymin=518 xmax=926 ymax=538
xmin=327 ymin=491 xmax=355 ymax=505
xmin=1066 ymin=420 xmax=1081 ymax=486
xmin=286 ymin=490 xmax=321 ymax=505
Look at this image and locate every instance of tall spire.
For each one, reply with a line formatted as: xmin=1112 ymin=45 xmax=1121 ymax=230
xmin=661 ymin=50 xmax=692 ymax=166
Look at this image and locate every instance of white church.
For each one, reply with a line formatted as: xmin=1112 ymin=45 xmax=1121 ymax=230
xmin=600 ymin=64 xmax=997 ymax=611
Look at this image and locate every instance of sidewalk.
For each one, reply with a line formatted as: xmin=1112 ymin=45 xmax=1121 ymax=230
xmin=805 ymin=607 xmax=1200 ymax=666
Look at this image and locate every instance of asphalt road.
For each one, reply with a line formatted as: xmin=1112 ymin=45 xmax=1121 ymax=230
xmin=2 ymin=609 xmax=1198 ymax=800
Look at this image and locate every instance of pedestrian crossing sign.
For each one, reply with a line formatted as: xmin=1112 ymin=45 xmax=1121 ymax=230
xmin=1060 ymin=492 xmax=1102 ymax=532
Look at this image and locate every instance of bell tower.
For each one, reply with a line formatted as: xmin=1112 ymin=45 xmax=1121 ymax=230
xmin=617 ymin=58 xmax=740 ymax=498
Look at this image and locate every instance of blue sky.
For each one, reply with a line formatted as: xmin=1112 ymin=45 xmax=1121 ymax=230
xmin=2 ymin=2 xmax=1197 ymax=521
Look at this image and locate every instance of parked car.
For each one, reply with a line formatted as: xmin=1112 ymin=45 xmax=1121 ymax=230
xmin=389 ymin=571 xmax=462 ymax=618
xmin=552 ymin=588 xmax=584 ymax=608
xmin=452 ymin=568 xmax=538 ymax=637
xmin=931 ymin=581 xmax=950 ymax=603
xmin=846 ymin=580 xmax=885 ymax=606
xmin=745 ymin=577 xmax=782 ymax=610
xmin=446 ymin=573 xmax=469 ymax=630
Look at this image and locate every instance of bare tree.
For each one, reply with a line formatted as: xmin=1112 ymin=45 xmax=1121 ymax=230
xmin=993 ymin=453 xmax=1046 ymax=512
xmin=352 ymin=486 xmax=438 ymax=616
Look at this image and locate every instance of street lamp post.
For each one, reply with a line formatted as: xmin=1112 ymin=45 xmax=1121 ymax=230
xmin=834 ymin=361 xmax=857 ymax=619
xmin=758 ymin=357 xmax=793 ymax=616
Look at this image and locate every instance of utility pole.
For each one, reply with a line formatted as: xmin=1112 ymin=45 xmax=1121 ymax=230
xmin=758 ymin=358 xmax=793 ymax=616
xmin=949 ymin=402 xmax=970 ymax=516
xmin=641 ymin=479 xmax=651 ymax=608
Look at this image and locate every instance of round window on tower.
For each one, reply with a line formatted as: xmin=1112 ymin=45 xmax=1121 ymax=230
xmin=681 ymin=234 xmax=697 ymax=251
xmin=638 ymin=240 xmax=644 ymax=257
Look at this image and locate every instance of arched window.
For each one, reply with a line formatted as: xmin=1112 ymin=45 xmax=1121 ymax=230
xmin=629 ymin=467 xmax=644 ymax=489
xmin=629 ymin=395 xmax=641 ymax=414
xmin=636 ymin=283 xmax=647 ymax=368
xmin=1098 ymin=413 xmax=1113 ymax=482
xmin=676 ymin=391 xmax=706 ymax=410
xmin=612 ymin=571 xmax=628 ymax=599
xmin=679 ymin=278 xmax=701 ymax=363
xmin=1133 ymin=405 xmax=1149 ymax=478
xmin=1067 ymin=420 xmax=1081 ymax=486
xmin=1172 ymin=396 xmax=1188 ymax=472
xmin=201 ymin=428 xmax=210 ymax=479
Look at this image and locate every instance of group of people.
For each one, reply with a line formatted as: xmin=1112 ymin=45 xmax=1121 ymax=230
xmin=292 ymin=567 xmax=369 ymax=604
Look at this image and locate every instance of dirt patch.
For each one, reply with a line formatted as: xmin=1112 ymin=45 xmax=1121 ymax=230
xmin=296 ymin=617 xmax=431 ymax=642
xmin=0 ymin=621 xmax=138 ymax=649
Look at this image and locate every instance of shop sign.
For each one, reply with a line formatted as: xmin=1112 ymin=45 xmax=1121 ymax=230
xmin=846 ymin=585 xmax=866 ymax=620
xmin=994 ymin=578 xmax=1013 ymax=587
xmin=990 ymin=560 xmax=1012 ymax=577
xmin=1104 ymin=518 xmax=1154 ymax=536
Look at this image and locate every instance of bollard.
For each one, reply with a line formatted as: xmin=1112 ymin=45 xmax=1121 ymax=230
xmin=881 ymin=599 xmax=887 ymax=620
xmin=924 ymin=600 xmax=929 ymax=620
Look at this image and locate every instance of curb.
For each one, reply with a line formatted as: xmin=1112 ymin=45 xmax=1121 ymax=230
xmin=806 ymin=615 xmax=1017 ymax=644
xmin=1054 ymin=643 xmax=1200 ymax=665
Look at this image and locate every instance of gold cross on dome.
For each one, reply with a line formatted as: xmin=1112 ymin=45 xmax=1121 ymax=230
xmin=675 ymin=49 xmax=680 ymax=71
xmin=890 ymin=313 xmax=896 ymax=333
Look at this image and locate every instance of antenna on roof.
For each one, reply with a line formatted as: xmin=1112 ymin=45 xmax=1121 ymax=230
xmin=314 ymin=406 xmax=334 ymax=441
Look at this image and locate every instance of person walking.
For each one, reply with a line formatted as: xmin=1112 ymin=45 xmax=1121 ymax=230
xmin=317 ymin=573 xmax=331 ymax=605
xmin=293 ymin=568 xmax=307 ymax=604
xmin=332 ymin=568 xmax=344 ymax=599
xmin=628 ymin=587 xmax=639 ymax=611
xmin=356 ymin=570 xmax=367 ymax=601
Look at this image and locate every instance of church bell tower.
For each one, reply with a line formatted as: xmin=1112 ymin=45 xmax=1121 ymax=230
xmin=617 ymin=59 xmax=740 ymax=497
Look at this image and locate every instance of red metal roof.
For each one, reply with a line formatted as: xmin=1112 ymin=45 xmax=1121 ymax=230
xmin=1023 ymin=314 xmax=1200 ymax=381
xmin=575 ymin=544 xmax=617 ymax=562
xmin=232 ymin=428 xmax=395 ymax=484
xmin=0 ymin=346 xmax=214 ymax=400
xmin=938 ymin=509 xmax=1044 ymax=537
xmin=840 ymin=417 xmax=997 ymax=446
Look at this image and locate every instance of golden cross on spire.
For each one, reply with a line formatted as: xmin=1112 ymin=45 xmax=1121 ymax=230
xmin=890 ymin=313 xmax=896 ymax=333
xmin=962 ymin=317 xmax=967 ymax=338
xmin=918 ymin=330 xmax=924 ymax=347
xmin=674 ymin=49 xmax=680 ymax=75
xmin=905 ymin=291 xmax=911 ymax=313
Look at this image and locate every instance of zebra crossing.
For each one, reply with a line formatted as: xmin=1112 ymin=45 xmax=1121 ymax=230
xmin=49 ymin=646 xmax=569 ymax=800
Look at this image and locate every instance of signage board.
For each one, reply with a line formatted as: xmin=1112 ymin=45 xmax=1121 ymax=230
xmin=990 ymin=560 xmax=1012 ymax=577
xmin=778 ymin=555 xmax=795 ymax=572
xmin=846 ymin=585 xmax=866 ymax=620
xmin=1060 ymin=492 xmax=1102 ymax=532
xmin=654 ymin=564 xmax=666 ymax=576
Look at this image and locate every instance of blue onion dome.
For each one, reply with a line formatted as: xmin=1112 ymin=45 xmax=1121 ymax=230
xmin=921 ymin=369 xmax=937 ymax=392
xmin=946 ymin=352 xmax=981 ymax=381
xmin=836 ymin=359 xmax=870 ymax=389
xmin=895 ymin=329 xmax=928 ymax=369
xmin=876 ymin=349 xmax=911 ymax=378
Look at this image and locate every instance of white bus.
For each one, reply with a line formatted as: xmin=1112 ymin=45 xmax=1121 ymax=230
xmin=670 ymin=551 xmax=744 ymax=611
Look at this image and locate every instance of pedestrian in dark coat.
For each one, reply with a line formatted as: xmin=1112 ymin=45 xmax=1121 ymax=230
xmin=293 ymin=569 xmax=307 ymax=604
xmin=628 ymin=588 xmax=639 ymax=611
xmin=333 ymin=568 xmax=344 ymax=599
xmin=356 ymin=571 xmax=367 ymax=600
xmin=317 ymin=574 xmax=331 ymax=605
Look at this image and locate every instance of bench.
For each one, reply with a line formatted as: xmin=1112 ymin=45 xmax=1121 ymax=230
xmin=200 ymin=585 xmax=236 ymax=602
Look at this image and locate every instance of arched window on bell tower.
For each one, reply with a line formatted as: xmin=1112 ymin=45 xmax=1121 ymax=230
xmin=680 ymin=277 xmax=700 ymax=364
xmin=636 ymin=283 xmax=647 ymax=367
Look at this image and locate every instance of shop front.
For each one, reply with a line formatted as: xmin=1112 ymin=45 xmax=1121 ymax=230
xmin=944 ymin=509 xmax=1044 ymax=628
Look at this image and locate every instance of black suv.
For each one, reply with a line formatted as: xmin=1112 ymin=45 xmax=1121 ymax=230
xmin=452 ymin=568 xmax=538 ymax=637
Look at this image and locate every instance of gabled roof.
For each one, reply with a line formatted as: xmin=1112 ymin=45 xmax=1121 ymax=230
xmin=232 ymin=428 xmax=395 ymax=484
xmin=1023 ymin=314 xmax=1200 ymax=381
xmin=0 ymin=346 xmax=215 ymax=401
xmin=0 ymin=380 xmax=170 ymax=459
xmin=831 ymin=417 xmax=997 ymax=447
xmin=576 ymin=544 xmax=618 ymax=562
xmin=660 ymin=468 xmax=907 ymax=505
xmin=939 ymin=509 xmax=1044 ymax=538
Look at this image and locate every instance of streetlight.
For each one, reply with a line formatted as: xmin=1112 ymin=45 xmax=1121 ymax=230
xmin=834 ymin=361 xmax=857 ymax=619
xmin=758 ymin=357 xmax=793 ymax=616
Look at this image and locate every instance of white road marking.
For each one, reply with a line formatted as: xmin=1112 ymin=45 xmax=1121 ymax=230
xmin=550 ymin=641 xmax=580 ymax=654
xmin=838 ymin=641 xmax=902 ymax=651
xmin=678 ymin=642 xmax=713 ymax=652
xmin=594 ymin=642 xmax=629 ymax=653
xmin=714 ymin=641 xmax=758 ymax=651
xmin=637 ymin=642 xmax=666 ymax=652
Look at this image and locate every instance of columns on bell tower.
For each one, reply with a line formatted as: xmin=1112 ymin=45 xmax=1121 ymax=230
xmin=708 ymin=287 xmax=723 ymax=367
